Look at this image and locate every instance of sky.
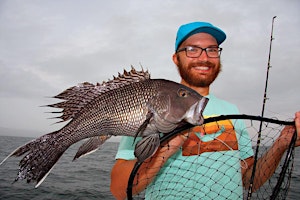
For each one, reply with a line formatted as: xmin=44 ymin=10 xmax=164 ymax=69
xmin=0 ymin=0 xmax=299 ymax=137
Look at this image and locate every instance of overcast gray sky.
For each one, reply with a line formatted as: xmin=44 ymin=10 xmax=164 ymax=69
xmin=0 ymin=0 xmax=299 ymax=137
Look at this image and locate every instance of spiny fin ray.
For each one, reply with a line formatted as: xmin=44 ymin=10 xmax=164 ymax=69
xmin=47 ymin=67 xmax=150 ymax=123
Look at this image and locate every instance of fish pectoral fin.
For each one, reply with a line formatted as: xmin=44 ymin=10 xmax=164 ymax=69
xmin=133 ymin=112 xmax=153 ymax=144
xmin=134 ymin=134 xmax=160 ymax=163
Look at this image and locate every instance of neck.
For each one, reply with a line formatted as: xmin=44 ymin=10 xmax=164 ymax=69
xmin=180 ymin=80 xmax=209 ymax=96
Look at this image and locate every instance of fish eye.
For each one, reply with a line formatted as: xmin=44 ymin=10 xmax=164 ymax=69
xmin=178 ymin=88 xmax=189 ymax=97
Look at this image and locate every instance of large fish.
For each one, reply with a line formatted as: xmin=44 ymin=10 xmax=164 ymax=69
xmin=1 ymin=68 xmax=208 ymax=187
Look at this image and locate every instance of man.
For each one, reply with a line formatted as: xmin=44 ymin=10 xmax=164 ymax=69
xmin=110 ymin=22 xmax=300 ymax=199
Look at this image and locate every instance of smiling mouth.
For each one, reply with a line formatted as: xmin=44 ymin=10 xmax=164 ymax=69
xmin=194 ymin=66 xmax=210 ymax=70
xmin=191 ymin=66 xmax=212 ymax=73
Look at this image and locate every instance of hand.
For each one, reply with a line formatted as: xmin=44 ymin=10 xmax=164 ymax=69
xmin=278 ymin=111 xmax=300 ymax=148
xmin=294 ymin=111 xmax=300 ymax=147
xmin=156 ymin=132 xmax=189 ymax=159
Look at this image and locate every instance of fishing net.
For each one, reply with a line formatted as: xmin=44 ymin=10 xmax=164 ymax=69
xmin=127 ymin=115 xmax=296 ymax=200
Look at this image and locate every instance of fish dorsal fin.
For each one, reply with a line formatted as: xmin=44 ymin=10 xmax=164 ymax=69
xmin=48 ymin=67 xmax=150 ymax=122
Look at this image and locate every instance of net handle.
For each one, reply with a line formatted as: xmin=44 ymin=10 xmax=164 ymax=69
xmin=126 ymin=114 xmax=294 ymax=199
xmin=270 ymin=129 xmax=297 ymax=199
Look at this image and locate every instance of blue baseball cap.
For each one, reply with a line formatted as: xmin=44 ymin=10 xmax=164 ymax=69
xmin=175 ymin=22 xmax=226 ymax=51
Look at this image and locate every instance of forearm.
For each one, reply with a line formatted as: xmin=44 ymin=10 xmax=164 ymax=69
xmin=111 ymin=134 xmax=185 ymax=199
xmin=242 ymin=127 xmax=294 ymax=190
xmin=243 ymin=139 xmax=286 ymax=190
xmin=111 ymin=159 xmax=137 ymax=199
xmin=131 ymin=147 xmax=173 ymax=195
xmin=110 ymin=150 xmax=174 ymax=199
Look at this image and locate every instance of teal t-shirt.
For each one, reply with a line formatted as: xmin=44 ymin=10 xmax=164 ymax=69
xmin=115 ymin=94 xmax=254 ymax=199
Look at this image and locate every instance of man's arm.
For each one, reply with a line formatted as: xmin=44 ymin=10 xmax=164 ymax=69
xmin=242 ymin=112 xmax=300 ymax=191
xmin=110 ymin=134 xmax=187 ymax=200
xmin=111 ymin=112 xmax=300 ymax=199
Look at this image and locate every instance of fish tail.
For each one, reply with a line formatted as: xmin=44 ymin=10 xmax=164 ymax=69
xmin=11 ymin=130 xmax=72 ymax=187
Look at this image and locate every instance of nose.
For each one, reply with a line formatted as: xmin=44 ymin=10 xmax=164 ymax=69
xmin=197 ymin=50 xmax=208 ymax=61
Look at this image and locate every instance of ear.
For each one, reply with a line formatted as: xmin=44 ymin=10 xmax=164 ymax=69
xmin=172 ymin=53 xmax=179 ymax=66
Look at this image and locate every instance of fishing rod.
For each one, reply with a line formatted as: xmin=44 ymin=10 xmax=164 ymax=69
xmin=127 ymin=16 xmax=296 ymax=199
xmin=246 ymin=16 xmax=277 ymax=199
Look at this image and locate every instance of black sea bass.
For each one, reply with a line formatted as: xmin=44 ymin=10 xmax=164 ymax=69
xmin=1 ymin=68 xmax=208 ymax=187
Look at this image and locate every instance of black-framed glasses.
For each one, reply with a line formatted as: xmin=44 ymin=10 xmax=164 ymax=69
xmin=176 ymin=46 xmax=222 ymax=58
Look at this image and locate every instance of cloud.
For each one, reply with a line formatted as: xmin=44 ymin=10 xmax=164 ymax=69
xmin=0 ymin=0 xmax=299 ymax=135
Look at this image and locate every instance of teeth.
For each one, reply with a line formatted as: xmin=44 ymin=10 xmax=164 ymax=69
xmin=195 ymin=66 xmax=209 ymax=70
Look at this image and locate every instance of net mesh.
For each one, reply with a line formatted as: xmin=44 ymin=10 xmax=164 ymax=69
xmin=128 ymin=116 xmax=295 ymax=200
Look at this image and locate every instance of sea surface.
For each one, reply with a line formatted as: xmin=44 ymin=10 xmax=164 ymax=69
xmin=0 ymin=135 xmax=299 ymax=200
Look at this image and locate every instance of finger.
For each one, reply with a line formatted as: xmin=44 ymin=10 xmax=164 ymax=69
xmin=295 ymin=112 xmax=300 ymax=131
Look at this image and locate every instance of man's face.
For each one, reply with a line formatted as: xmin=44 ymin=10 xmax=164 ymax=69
xmin=174 ymin=32 xmax=221 ymax=88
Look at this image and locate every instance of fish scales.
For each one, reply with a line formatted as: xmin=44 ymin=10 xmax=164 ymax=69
xmin=73 ymin=81 xmax=153 ymax=136
xmin=0 ymin=68 xmax=208 ymax=187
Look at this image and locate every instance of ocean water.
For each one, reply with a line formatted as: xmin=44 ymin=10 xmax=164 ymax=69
xmin=0 ymin=136 xmax=118 ymax=200
xmin=0 ymin=135 xmax=299 ymax=200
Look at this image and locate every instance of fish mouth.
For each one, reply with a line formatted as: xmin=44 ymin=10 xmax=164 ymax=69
xmin=185 ymin=97 xmax=209 ymax=125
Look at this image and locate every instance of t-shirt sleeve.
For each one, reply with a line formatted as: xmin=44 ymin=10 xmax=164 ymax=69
xmin=115 ymin=136 xmax=140 ymax=160
xmin=230 ymin=104 xmax=254 ymax=160
xmin=220 ymin=101 xmax=254 ymax=160
xmin=235 ymin=119 xmax=254 ymax=160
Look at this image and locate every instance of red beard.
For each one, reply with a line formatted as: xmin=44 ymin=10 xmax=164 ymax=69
xmin=177 ymin=59 xmax=221 ymax=87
